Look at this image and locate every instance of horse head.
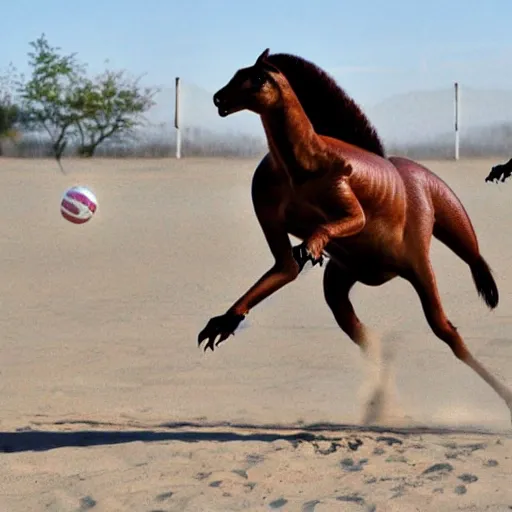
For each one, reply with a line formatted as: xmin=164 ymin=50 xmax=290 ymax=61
xmin=213 ymin=49 xmax=284 ymax=117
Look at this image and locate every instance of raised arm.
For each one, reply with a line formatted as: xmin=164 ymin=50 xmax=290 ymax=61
xmin=198 ymin=157 xmax=300 ymax=352
xmin=296 ymin=178 xmax=365 ymax=264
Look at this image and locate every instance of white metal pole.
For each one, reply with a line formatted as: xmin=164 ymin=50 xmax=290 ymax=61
xmin=454 ymin=82 xmax=460 ymax=161
xmin=175 ymin=77 xmax=181 ymax=159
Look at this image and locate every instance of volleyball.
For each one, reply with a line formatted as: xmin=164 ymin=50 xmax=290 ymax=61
xmin=60 ymin=186 xmax=98 ymax=224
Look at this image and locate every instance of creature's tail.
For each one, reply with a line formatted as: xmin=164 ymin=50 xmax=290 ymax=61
xmin=430 ymin=177 xmax=499 ymax=310
xmin=470 ymin=256 xmax=499 ymax=309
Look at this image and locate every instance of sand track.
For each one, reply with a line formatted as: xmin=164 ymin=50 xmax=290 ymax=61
xmin=1 ymin=156 xmax=512 ymax=510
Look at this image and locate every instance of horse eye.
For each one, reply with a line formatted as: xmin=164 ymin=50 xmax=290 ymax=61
xmin=253 ymin=75 xmax=264 ymax=87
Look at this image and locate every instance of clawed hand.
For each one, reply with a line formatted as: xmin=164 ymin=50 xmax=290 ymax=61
xmin=199 ymin=241 xmax=326 ymax=352
xmin=197 ymin=311 xmax=245 ymax=352
xmin=292 ymin=241 xmax=325 ymax=272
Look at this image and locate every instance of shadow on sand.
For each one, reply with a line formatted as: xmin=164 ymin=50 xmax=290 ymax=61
xmin=1 ymin=420 xmax=509 ymax=454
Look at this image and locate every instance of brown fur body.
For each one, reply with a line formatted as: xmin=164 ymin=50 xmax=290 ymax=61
xmin=199 ymin=49 xmax=512 ymax=422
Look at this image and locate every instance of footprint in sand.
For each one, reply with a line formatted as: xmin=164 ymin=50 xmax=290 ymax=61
xmin=302 ymin=500 xmax=320 ymax=512
xmin=336 ymin=494 xmax=366 ymax=505
xmin=231 ymin=469 xmax=248 ymax=479
xmin=444 ymin=442 xmax=487 ymax=460
xmin=303 ymin=497 xmax=376 ymax=512
xmin=376 ymin=436 xmax=403 ymax=447
xmin=79 ymin=496 xmax=96 ymax=510
xmin=246 ymin=453 xmax=265 ymax=465
xmin=347 ymin=439 xmax=363 ymax=452
xmin=268 ymin=498 xmax=288 ymax=509
xmin=422 ymin=463 xmax=454 ymax=476
xmin=458 ymin=473 xmax=478 ymax=484
xmin=312 ymin=441 xmax=343 ymax=455
xmin=340 ymin=457 xmax=368 ymax=472
xmin=154 ymin=491 xmax=174 ymax=502
xmin=195 ymin=471 xmax=212 ymax=480
xmin=385 ymin=454 xmax=408 ymax=464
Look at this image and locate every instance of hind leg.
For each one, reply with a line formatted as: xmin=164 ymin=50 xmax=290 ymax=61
xmin=404 ymin=257 xmax=512 ymax=419
xmin=322 ymin=259 xmax=367 ymax=351
xmin=323 ymin=260 xmax=396 ymax=423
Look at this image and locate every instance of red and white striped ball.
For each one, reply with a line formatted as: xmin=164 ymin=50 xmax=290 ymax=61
xmin=60 ymin=186 xmax=98 ymax=224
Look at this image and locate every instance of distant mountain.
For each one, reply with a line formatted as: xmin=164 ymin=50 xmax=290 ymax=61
xmin=366 ymin=87 xmax=512 ymax=147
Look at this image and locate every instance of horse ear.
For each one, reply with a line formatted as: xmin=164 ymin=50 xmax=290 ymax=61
xmin=255 ymin=48 xmax=280 ymax=75
xmin=255 ymin=48 xmax=270 ymax=65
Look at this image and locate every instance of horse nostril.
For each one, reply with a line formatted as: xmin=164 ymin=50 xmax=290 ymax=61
xmin=213 ymin=94 xmax=221 ymax=106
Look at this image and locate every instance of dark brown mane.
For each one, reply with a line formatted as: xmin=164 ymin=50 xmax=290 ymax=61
xmin=266 ymin=52 xmax=386 ymax=157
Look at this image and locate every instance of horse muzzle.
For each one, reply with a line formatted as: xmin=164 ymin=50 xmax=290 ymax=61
xmin=213 ymin=91 xmax=240 ymax=117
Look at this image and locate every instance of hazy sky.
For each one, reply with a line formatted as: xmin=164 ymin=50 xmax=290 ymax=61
xmin=2 ymin=0 xmax=511 ymax=124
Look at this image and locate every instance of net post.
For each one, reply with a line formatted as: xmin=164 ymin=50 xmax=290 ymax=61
xmin=454 ymin=81 xmax=460 ymax=161
xmin=175 ymin=77 xmax=181 ymax=159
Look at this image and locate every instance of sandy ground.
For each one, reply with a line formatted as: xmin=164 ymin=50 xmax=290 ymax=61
xmin=1 ymin=156 xmax=512 ymax=511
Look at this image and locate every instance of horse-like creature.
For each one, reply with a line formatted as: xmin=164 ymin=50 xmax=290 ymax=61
xmin=198 ymin=49 xmax=512 ymax=421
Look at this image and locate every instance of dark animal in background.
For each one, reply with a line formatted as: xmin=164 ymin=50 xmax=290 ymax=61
xmin=485 ymin=158 xmax=512 ymax=183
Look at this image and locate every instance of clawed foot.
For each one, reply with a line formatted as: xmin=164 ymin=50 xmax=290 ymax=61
xmin=197 ymin=311 xmax=245 ymax=352
xmin=292 ymin=241 xmax=325 ymax=272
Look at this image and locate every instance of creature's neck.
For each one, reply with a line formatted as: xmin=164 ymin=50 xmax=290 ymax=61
xmin=260 ymin=88 xmax=324 ymax=180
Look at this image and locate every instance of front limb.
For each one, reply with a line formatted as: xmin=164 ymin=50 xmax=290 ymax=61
xmin=197 ymin=226 xmax=299 ymax=352
xmin=301 ymin=180 xmax=366 ymax=262
xmin=198 ymin=160 xmax=300 ymax=352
